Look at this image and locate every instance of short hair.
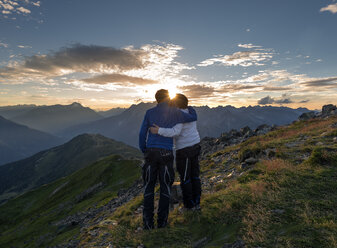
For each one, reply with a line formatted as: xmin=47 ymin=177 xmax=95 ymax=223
xmin=155 ymin=89 xmax=169 ymax=103
xmin=173 ymin=93 xmax=188 ymax=109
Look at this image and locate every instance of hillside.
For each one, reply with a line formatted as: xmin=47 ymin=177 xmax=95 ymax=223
xmin=10 ymin=102 xmax=102 ymax=134
xmin=0 ymin=155 xmax=142 ymax=248
xmin=77 ymin=108 xmax=336 ymax=248
xmin=0 ymin=116 xmax=63 ymax=165
xmin=0 ymin=106 xmax=336 ymax=247
xmin=60 ymin=102 xmax=308 ymax=147
xmin=0 ymin=133 xmax=141 ymax=203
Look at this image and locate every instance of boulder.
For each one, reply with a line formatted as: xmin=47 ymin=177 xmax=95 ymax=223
xmin=322 ymin=104 xmax=337 ymax=116
xmin=245 ymin=157 xmax=258 ymax=164
xmin=299 ymin=111 xmax=316 ymax=121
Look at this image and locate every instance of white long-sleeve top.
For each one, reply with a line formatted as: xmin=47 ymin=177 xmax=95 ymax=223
xmin=158 ymin=108 xmax=200 ymax=150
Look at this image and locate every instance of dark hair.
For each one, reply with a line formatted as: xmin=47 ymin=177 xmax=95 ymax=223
xmin=155 ymin=89 xmax=169 ymax=103
xmin=173 ymin=93 xmax=188 ymax=109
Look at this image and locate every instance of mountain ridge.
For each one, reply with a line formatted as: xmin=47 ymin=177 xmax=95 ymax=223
xmin=0 ymin=115 xmax=63 ymax=165
xmin=0 ymin=133 xmax=142 ymax=204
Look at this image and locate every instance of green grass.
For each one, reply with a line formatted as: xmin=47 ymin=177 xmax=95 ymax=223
xmin=78 ymin=116 xmax=337 ymax=248
xmin=0 ymin=155 xmax=141 ymax=247
xmin=1 ymin=116 xmax=337 ymax=247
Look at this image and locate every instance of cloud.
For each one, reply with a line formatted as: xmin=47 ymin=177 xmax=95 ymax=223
xmin=238 ymin=43 xmax=262 ymax=49
xmin=178 ymin=84 xmax=215 ymax=98
xmin=258 ymin=96 xmax=274 ymax=105
xmin=0 ymin=0 xmax=40 ymax=17
xmin=258 ymin=95 xmax=293 ymax=105
xmin=80 ymin=73 xmax=158 ymax=86
xmin=299 ymin=100 xmax=310 ymax=103
xmin=300 ymin=77 xmax=337 ymax=87
xmin=0 ymin=42 xmax=8 ymax=48
xmin=263 ymin=86 xmax=292 ymax=91
xmin=198 ymin=50 xmax=273 ymax=67
xmin=0 ymin=44 xmax=146 ymax=80
xmin=320 ymin=3 xmax=337 ymax=14
xmin=17 ymin=45 xmax=32 ymax=48
xmin=17 ymin=6 xmax=30 ymax=13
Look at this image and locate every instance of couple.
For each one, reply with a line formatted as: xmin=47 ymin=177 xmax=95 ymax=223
xmin=139 ymin=89 xmax=201 ymax=230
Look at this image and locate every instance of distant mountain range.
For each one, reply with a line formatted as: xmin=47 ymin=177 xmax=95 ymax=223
xmin=0 ymin=116 xmax=63 ymax=165
xmin=60 ymin=102 xmax=309 ymax=147
xmin=0 ymin=104 xmax=37 ymax=119
xmin=10 ymin=102 xmax=103 ymax=134
xmin=98 ymin=107 xmax=126 ymax=117
xmin=0 ymin=133 xmax=142 ymax=204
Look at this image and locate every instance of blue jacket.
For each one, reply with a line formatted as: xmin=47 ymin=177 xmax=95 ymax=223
xmin=139 ymin=102 xmax=197 ymax=153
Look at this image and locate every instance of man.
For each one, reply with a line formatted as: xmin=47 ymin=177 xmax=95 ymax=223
xmin=150 ymin=94 xmax=201 ymax=211
xmin=139 ymin=89 xmax=197 ymax=230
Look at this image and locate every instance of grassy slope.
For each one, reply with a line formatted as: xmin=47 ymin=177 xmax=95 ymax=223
xmin=80 ymin=117 xmax=337 ymax=248
xmin=0 ymin=155 xmax=141 ymax=248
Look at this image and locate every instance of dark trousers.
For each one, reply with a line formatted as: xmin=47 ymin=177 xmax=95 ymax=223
xmin=142 ymin=148 xmax=174 ymax=229
xmin=176 ymin=144 xmax=201 ymax=209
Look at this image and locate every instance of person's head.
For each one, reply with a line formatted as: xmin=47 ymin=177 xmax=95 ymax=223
xmin=155 ymin=89 xmax=170 ymax=103
xmin=172 ymin=93 xmax=188 ymax=109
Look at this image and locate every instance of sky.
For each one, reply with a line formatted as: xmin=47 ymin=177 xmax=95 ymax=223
xmin=0 ymin=0 xmax=336 ymax=110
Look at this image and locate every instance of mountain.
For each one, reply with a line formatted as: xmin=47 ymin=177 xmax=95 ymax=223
xmin=60 ymin=102 xmax=309 ymax=147
xmin=0 ymin=106 xmax=336 ymax=247
xmin=0 ymin=104 xmax=37 ymax=119
xmin=0 ymin=133 xmax=142 ymax=203
xmin=0 ymin=116 xmax=63 ymax=165
xmin=10 ymin=102 xmax=103 ymax=134
xmin=60 ymin=102 xmax=155 ymax=147
xmin=97 ymin=107 xmax=126 ymax=117
xmin=0 ymin=155 xmax=141 ymax=248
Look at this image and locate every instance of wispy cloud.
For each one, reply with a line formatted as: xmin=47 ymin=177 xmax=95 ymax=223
xmin=0 ymin=0 xmax=40 ymax=16
xmin=258 ymin=95 xmax=293 ymax=105
xmin=320 ymin=3 xmax=337 ymax=14
xmin=79 ymin=73 xmax=158 ymax=86
xmin=0 ymin=42 xmax=8 ymax=48
xmin=178 ymin=84 xmax=216 ymax=98
xmin=237 ymin=43 xmax=262 ymax=49
xmin=198 ymin=50 xmax=273 ymax=67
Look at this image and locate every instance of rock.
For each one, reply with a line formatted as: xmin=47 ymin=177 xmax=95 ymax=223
xmin=272 ymin=209 xmax=285 ymax=214
xmin=316 ymin=142 xmax=324 ymax=146
xmin=265 ymin=148 xmax=276 ymax=158
xmin=240 ymin=163 xmax=249 ymax=170
xmin=106 ymin=243 xmax=113 ymax=248
xmin=137 ymin=244 xmax=145 ymax=248
xmin=245 ymin=157 xmax=258 ymax=164
xmin=299 ymin=111 xmax=316 ymax=121
xmin=322 ymin=104 xmax=337 ymax=116
xmin=255 ymin=124 xmax=272 ymax=135
xmin=333 ymin=137 xmax=337 ymax=143
xmin=223 ymin=239 xmax=245 ymax=248
xmin=193 ymin=237 xmax=209 ymax=248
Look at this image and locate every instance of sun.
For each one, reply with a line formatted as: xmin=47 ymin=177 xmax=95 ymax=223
xmin=167 ymin=86 xmax=178 ymax=99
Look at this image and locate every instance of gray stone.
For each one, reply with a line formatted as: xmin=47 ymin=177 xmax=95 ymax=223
xmin=240 ymin=163 xmax=249 ymax=170
xmin=223 ymin=239 xmax=245 ymax=248
xmin=299 ymin=111 xmax=316 ymax=121
xmin=193 ymin=237 xmax=209 ymax=248
xmin=272 ymin=209 xmax=285 ymax=214
xmin=245 ymin=157 xmax=258 ymax=164
xmin=322 ymin=104 xmax=337 ymax=116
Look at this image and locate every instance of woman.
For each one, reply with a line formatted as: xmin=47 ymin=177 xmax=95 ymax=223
xmin=150 ymin=94 xmax=201 ymax=210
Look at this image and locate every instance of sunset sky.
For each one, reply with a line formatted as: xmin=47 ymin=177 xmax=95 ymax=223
xmin=0 ymin=0 xmax=336 ymax=110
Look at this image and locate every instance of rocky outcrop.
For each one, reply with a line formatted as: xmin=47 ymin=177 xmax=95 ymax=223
xmin=300 ymin=104 xmax=337 ymax=121
xmin=200 ymin=124 xmax=276 ymax=159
